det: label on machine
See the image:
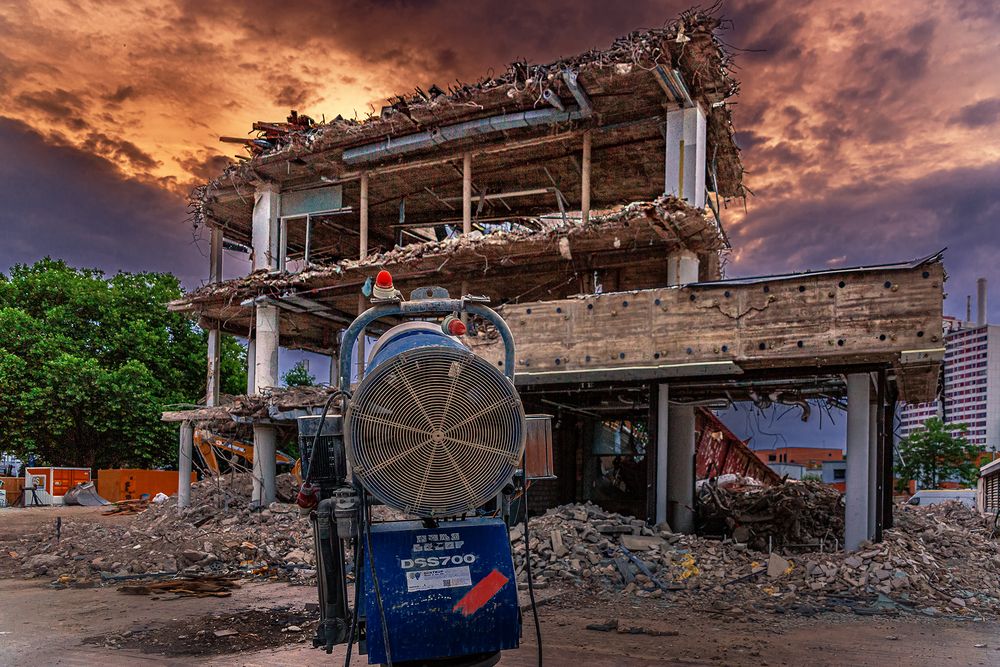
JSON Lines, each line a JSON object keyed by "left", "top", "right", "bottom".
{"left": 405, "top": 565, "right": 472, "bottom": 592}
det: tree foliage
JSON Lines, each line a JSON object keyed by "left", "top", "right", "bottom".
{"left": 282, "top": 360, "right": 316, "bottom": 387}
{"left": 895, "top": 417, "right": 981, "bottom": 489}
{"left": 0, "top": 259, "right": 245, "bottom": 469}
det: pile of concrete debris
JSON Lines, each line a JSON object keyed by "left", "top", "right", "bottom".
{"left": 514, "top": 494, "right": 1000, "bottom": 617}
{"left": 3, "top": 474, "right": 317, "bottom": 583}
{"left": 697, "top": 478, "right": 845, "bottom": 551}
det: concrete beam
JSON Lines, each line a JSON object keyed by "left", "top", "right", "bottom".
{"left": 177, "top": 421, "right": 193, "bottom": 510}
{"left": 845, "top": 373, "right": 871, "bottom": 551}
{"left": 667, "top": 403, "right": 695, "bottom": 533}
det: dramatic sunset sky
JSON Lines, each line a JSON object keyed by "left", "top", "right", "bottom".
{"left": 1, "top": 1, "right": 998, "bottom": 444}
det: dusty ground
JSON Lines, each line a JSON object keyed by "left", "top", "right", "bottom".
{"left": 3, "top": 507, "right": 1000, "bottom": 666}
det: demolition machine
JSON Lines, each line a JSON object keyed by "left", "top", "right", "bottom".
{"left": 296, "top": 271, "right": 549, "bottom": 666}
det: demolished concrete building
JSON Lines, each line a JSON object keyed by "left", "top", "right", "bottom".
{"left": 164, "top": 10, "right": 944, "bottom": 551}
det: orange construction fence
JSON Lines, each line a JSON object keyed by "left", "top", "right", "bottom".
{"left": 97, "top": 469, "right": 195, "bottom": 503}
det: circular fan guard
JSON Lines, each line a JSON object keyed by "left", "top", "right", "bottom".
{"left": 346, "top": 345, "right": 525, "bottom": 517}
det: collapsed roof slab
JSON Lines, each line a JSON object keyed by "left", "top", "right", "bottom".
{"left": 171, "top": 197, "right": 723, "bottom": 351}
{"left": 191, "top": 10, "right": 742, "bottom": 262}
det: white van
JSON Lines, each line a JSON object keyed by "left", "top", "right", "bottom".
{"left": 906, "top": 489, "right": 976, "bottom": 508}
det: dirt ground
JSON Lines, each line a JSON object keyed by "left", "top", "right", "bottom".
{"left": 3, "top": 507, "right": 1000, "bottom": 666}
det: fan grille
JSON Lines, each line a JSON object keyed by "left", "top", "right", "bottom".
{"left": 346, "top": 345, "right": 525, "bottom": 517}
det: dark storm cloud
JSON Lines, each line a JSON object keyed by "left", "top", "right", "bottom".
{"left": 102, "top": 85, "right": 137, "bottom": 104}
{"left": 0, "top": 117, "right": 205, "bottom": 287}
{"left": 952, "top": 98, "right": 1000, "bottom": 128}
{"left": 14, "top": 88, "right": 89, "bottom": 129}
{"left": 85, "top": 131, "right": 161, "bottom": 172}
{"left": 729, "top": 160, "right": 1000, "bottom": 322}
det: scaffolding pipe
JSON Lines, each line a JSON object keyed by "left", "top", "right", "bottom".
{"left": 342, "top": 70, "right": 592, "bottom": 164}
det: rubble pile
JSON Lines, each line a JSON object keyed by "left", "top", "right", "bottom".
{"left": 2, "top": 474, "right": 316, "bottom": 582}
{"left": 698, "top": 479, "right": 845, "bottom": 551}
{"left": 515, "top": 498, "right": 1000, "bottom": 617}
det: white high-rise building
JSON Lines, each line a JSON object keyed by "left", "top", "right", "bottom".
{"left": 899, "top": 316, "right": 1000, "bottom": 450}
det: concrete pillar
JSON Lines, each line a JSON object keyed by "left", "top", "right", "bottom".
{"left": 206, "top": 227, "right": 224, "bottom": 407}
{"left": 665, "top": 104, "right": 706, "bottom": 208}
{"left": 462, "top": 152, "right": 472, "bottom": 235}
{"left": 250, "top": 304, "right": 279, "bottom": 509}
{"left": 845, "top": 373, "right": 871, "bottom": 551}
{"left": 252, "top": 183, "right": 280, "bottom": 271}
{"left": 329, "top": 351, "right": 339, "bottom": 388}
{"left": 246, "top": 337, "right": 256, "bottom": 395}
{"left": 359, "top": 172, "right": 369, "bottom": 259}
{"left": 667, "top": 403, "right": 696, "bottom": 533}
{"left": 667, "top": 250, "right": 700, "bottom": 286}
{"left": 655, "top": 383, "right": 670, "bottom": 525}
{"left": 254, "top": 305, "right": 280, "bottom": 391}
{"left": 581, "top": 131, "right": 592, "bottom": 225}
{"left": 177, "top": 421, "right": 193, "bottom": 510}
{"left": 868, "top": 400, "right": 878, "bottom": 540}
{"left": 252, "top": 424, "right": 277, "bottom": 508}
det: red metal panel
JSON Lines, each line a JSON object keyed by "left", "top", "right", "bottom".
{"left": 695, "top": 409, "right": 781, "bottom": 486}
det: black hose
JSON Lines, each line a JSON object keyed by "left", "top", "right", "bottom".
{"left": 363, "top": 493, "right": 393, "bottom": 666}
{"left": 342, "top": 530, "right": 362, "bottom": 667}
{"left": 522, "top": 477, "right": 543, "bottom": 666}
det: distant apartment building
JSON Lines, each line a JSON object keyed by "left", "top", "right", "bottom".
{"left": 899, "top": 313, "right": 1000, "bottom": 451}
{"left": 754, "top": 446, "right": 844, "bottom": 471}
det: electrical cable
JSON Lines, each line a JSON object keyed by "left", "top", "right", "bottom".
{"left": 343, "top": 528, "right": 362, "bottom": 667}
{"left": 522, "top": 471, "right": 543, "bottom": 666}
{"left": 363, "top": 492, "right": 393, "bottom": 666}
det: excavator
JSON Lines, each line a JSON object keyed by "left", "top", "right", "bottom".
{"left": 193, "top": 429, "right": 301, "bottom": 482}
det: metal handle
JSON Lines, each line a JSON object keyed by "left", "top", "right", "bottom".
{"left": 338, "top": 298, "right": 516, "bottom": 388}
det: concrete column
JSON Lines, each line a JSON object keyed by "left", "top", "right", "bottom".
{"left": 329, "top": 351, "right": 339, "bottom": 388}
{"left": 254, "top": 305, "right": 280, "bottom": 391}
{"left": 667, "top": 250, "right": 700, "bottom": 286}
{"left": 868, "top": 400, "right": 878, "bottom": 540}
{"left": 846, "top": 373, "right": 872, "bottom": 551}
{"left": 251, "top": 304, "right": 279, "bottom": 509}
{"left": 665, "top": 104, "right": 706, "bottom": 208}
{"left": 462, "top": 152, "right": 472, "bottom": 235}
{"left": 206, "top": 328, "right": 222, "bottom": 407}
{"left": 359, "top": 172, "right": 369, "bottom": 259}
{"left": 655, "top": 383, "right": 670, "bottom": 525}
{"left": 246, "top": 337, "right": 256, "bottom": 395}
{"left": 667, "top": 403, "right": 696, "bottom": 533}
{"left": 581, "top": 131, "right": 592, "bottom": 225}
{"left": 177, "top": 421, "right": 193, "bottom": 510}
{"left": 206, "top": 228, "right": 224, "bottom": 407}
{"left": 252, "top": 424, "right": 277, "bottom": 508}
{"left": 252, "top": 184, "right": 280, "bottom": 271}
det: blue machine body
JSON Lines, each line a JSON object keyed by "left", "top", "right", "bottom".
{"left": 366, "top": 322, "right": 466, "bottom": 372}
{"left": 360, "top": 517, "right": 520, "bottom": 664}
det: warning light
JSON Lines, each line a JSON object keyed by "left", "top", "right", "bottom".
{"left": 443, "top": 315, "right": 467, "bottom": 336}
{"left": 373, "top": 270, "right": 396, "bottom": 299}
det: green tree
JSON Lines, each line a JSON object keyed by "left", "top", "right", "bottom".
{"left": 282, "top": 360, "right": 316, "bottom": 387}
{"left": 895, "top": 417, "right": 981, "bottom": 489}
{"left": 0, "top": 258, "right": 246, "bottom": 468}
